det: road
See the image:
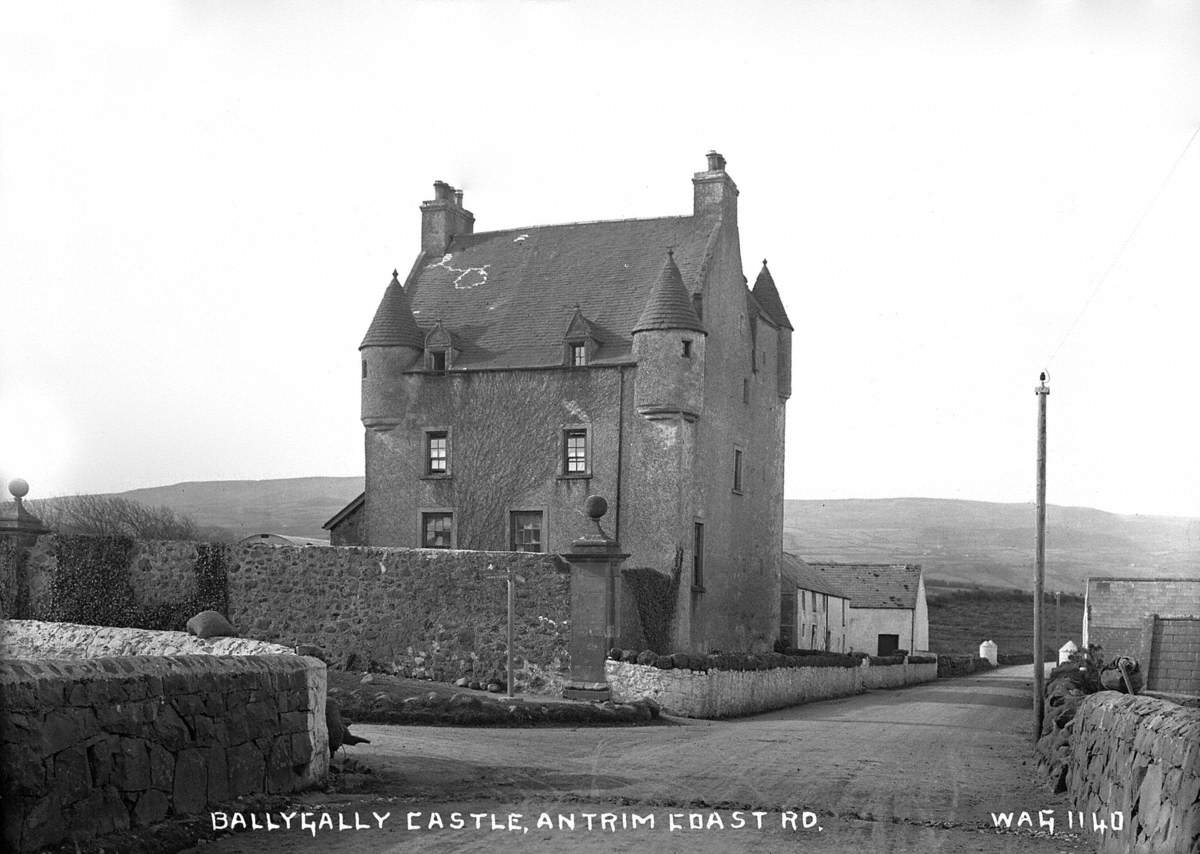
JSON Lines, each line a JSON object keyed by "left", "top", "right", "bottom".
{"left": 185, "top": 665, "right": 1098, "bottom": 853}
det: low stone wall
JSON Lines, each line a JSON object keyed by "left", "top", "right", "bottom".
{"left": 0, "top": 654, "right": 328, "bottom": 852}
{"left": 1066, "top": 691, "right": 1200, "bottom": 853}
{"left": 862, "top": 660, "right": 938, "bottom": 690}
{"left": 606, "top": 659, "right": 936, "bottom": 718}
{"left": 0, "top": 619, "right": 294, "bottom": 659}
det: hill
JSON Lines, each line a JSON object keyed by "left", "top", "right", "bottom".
{"left": 784, "top": 497, "right": 1199, "bottom": 595}
{"left": 116, "top": 476, "right": 363, "bottom": 540}
{"left": 101, "top": 481, "right": 1199, "bottom": 593}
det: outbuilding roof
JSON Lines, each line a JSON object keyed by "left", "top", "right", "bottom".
{"left": 782, "top": 553, "right": 850, "bottom": 599}
{"left": 395, "top": 215, "right": 720, "bottom": 369}
{"left": 804, "top": 562, "right": 924, "bottom": 610}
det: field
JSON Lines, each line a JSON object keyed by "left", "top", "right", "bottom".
{"left": 925, "top": 584, "right": 1085, "bottom": 657}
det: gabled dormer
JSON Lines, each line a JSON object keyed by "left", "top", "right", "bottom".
{"left": 562, "top": 306, "right": 599, "bottom": 367}
{"left": 423, "top": 321, "right": 456, "bottom": 372}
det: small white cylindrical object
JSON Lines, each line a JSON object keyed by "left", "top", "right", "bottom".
{"left": 979, "top": 640, "right": 998, "bottom": 666}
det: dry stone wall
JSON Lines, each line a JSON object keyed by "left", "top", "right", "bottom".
{"left": 605, "top": 659, "right": 936, "bottom": 718}
{"left": 1066, "top": 691, "right": 1199, "bottom": 854}
{"left": 0, "top": 654, "right": 328, "bottom": 853}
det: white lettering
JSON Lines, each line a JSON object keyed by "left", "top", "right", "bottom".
{"left": 1038, "top": 809, "right": 1055, "bottom": 835}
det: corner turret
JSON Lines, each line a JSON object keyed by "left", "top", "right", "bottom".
{"left": 752, "top": 260, "right": 792, "bottom": 399}
{"left": 632, "top": 252, "right": 706, "bottom": 420}
{"left": 360, "top": 270, "right": 423, "bottom": 429}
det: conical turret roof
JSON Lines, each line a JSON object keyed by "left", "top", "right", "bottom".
{"left": 360, "top": 270, "right": 425, "bottom": 349}
{"left": 751, "top": 260, "right": 792, "bottom": 330}
{"left": 633, "top": 251, "right": 706, "bottom": 334}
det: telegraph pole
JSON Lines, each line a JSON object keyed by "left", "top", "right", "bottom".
{"left": 1033, "top": 372, "right": 1049, "bottom": 742}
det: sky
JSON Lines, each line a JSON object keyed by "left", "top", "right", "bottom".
{"left": 2, "top": 1, "right": 1198, "bottom": 519}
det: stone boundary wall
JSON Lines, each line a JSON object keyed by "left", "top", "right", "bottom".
{"left": 0, "top": 654, "right": 328, "bottom": 853}
{"left": 606, "top": 659, "right": 937, "bottom": 718}
{"left": 2, "top": 536, "right": 571, "bottom": 694}
{"left": 861, "top": 660, "right": 939, "bottom": 690}
{"left": 1066, "top": 691, "right": 1199, "bottom": 854}
{"left": 0, "top": 619, "right": 294, "bottom": 659}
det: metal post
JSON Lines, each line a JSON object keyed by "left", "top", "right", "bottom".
{"left": 1033, "top": 373, "right": 1049, "bottom": 743}
{"left": 1055, "top": 590, "right": 1061, "bottom": 653}
{"left": 506, "top": 568, "right": 515, "bottom": 699}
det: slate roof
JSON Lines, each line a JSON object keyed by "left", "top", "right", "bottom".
{"left": 805, "top": 562, "right": 924, "bottom": 610}
{"left": 782, "top": 553, "right": 850, "bottom": 599}
{"left": 394, "top": 215, "right": 721, "bottom": 369}
{"left": 751, "top": 261, "right": 793, "bottom": 330}
{"left": 633, "top": 252, "right": 706, "bottom": 334}
{"left": 360, "top": 272, "right": 424, "bottom": 349}
{"left": 322, "top": 492, "right": 364, "bottom": 530}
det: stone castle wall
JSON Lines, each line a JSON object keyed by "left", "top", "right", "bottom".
{"left": 0, "top": 654, "right": 328, "bottom": 852}
{"left": 1066, "top": 691, "right": 1199, "bottom": 853}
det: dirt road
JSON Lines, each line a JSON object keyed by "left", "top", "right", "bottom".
{"left": 184, "top": 665, "right": 1100, "bottom": 853}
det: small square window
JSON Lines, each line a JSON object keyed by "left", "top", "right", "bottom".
{"left": 422, "top": 512, "right": 453, "bottom": 549}
{"left": 563, "top": 428, "right": 588, "bottom": 474}
{"left": 426, "top": 431, "right": 448, "bottom": 474}
{"left": 682, "top": 339, "right": 692, "bottom": 358}
{"left": 570, "top": 343, "right": 587, "bottom": 367}
{"left": 510, "top": 511, "right": 543, "bottom": 553}
{"left": 733, "top": 448, "right": 743, "bottom": 492}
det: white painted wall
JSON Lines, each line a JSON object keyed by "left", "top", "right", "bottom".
{"left": 796, "top": 589, "right": 849, "bottom": 652}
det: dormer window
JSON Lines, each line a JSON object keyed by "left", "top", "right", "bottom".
{"left": 424, "top": 321, "right": 454, "bottom": 373}
{"left": 562, "top": 306, "right": 598, "bottom": 368}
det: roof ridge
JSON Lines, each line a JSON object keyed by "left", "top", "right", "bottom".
{"left": 462, "top": 213, "right": 693, "bottom": 239}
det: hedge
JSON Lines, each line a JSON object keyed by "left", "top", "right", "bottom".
{"left": 608, "top": 648, "right": 864, "bottom": 671}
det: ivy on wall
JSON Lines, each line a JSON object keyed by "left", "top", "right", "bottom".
{"left": 622, "top": 550, "right": 683, "bottom": 653}
{"left": 44, "top": 536, "right": 232, "bottom": 631}
{"left": 0, "top": 538, "right": 32, "bottom": 619}
{"left": 47, "top": 535, "right": 138, "bottom": 627}
{"left": 193, "top": 543, "right": 229, "bottom": 615}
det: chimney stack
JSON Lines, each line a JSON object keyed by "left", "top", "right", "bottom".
{"left": 693, "top": 151, "right": 737, "bottom": 222}
{"left": 421, "top": 181, "right": 475, "bottom": 255}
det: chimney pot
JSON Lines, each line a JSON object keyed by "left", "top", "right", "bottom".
{"left": 454, "top": 189, "right": 464, "bottom": 208}
{"left": 433, "top": 181, "right": 454, "bottom": 201}
{"left": 706, "top": 151, "right": 726, "bottom": 172}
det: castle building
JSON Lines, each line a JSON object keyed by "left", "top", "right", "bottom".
{"left": 326, "top": 152, "right": 792, "bottom": 654}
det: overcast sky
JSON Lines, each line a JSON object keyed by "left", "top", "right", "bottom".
{"left": 2, "top": 1, "right": 1198, "bottom": 519}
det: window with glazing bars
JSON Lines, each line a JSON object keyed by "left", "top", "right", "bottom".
{"left": 563, "top": 429, "right": 587, "bottom": 474}
{"left": 510, "top": 511, "right": 543, "bottom": 552}
{"left": 427, "top": 431, "right": 448, "bottom": 474}
{"left": 422, "top": 513, "right": 452, "bottom": 549}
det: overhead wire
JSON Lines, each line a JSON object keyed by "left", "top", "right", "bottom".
{"left": 1047, "top": 122, "right": 1200, "bottom": 364}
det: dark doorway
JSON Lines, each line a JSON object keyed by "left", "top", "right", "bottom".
{"left": 877, "top": 634, "right": 900, "bottom": 656}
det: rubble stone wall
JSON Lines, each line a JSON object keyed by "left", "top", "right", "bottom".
{"left": 1066, "top": 691, "right": 1200, "bottom": 854}
{"left": 606, "top": 659, "right": 935, "bottom": 718}
{"left": 0, "top": 619, "right": 294, "bottom": 659}
{"left": 2, "top": 535, "right": 571, "bottom": 694}
{"left": 0, "top": 654, "right": 328, "bottom": 853}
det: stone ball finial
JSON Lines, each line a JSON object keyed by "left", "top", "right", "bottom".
{"left": 584, "top": 495, "right": 608, "bottom": 520}
{"left": 8, "top": 478, "right": 29, "bottom": 500}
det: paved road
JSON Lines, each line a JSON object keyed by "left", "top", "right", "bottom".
{"left": 186, "top": 665, "right": 1100, "bottom": 853}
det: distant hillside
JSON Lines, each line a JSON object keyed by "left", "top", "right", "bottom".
{"left": 116, "top": 477, "right": 363, "bottom": 540}
{"left": 785, "top": 497, "right": 1200, "bottom": 595}
{"left": 104, "top": 481, "right": 1198, "bottom": 592}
